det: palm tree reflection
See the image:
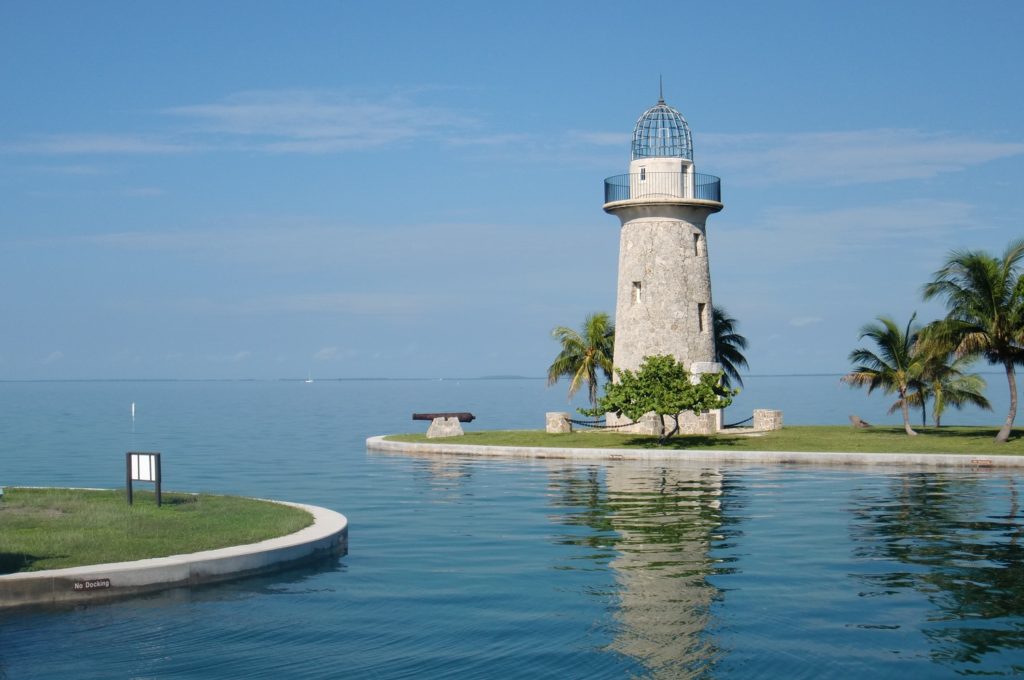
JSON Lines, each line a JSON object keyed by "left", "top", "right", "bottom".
{"left": 850, "top": 472, "right": 1024, "bottom": 671}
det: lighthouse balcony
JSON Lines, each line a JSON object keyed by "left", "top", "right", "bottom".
{"left": 603, "top": 172, "right": 721, "bottom": 205}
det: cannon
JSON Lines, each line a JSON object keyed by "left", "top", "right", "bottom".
{"left": 412, "top": 412, "right": 476, "bottom": 423}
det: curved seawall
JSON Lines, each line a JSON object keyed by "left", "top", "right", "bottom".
{"left": 0, "top": 500, "right": 348, "bottom": 609}
{"left": 366, "top": 435, "right": 1024, "bottom": 468}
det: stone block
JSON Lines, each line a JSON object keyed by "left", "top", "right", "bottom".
{"left": 604, "top": 412, "right": 663, "bottom": 435}
{"left": 689, "top": 361, "right": 722, "bottom": 375}
{"left": 426, "top": 417, "right": 464, "bottom": 438}
{"left": 753, "top": 409, "right": 783, "bottom": 431}
{"left": 677, "top": 410, "right": 719, "bottom": 435}
{"left": 635, "top": 413, "right": 664, "bottom": 436}
{"left": 545, "top": 412, "right": 572, "bottom": 433}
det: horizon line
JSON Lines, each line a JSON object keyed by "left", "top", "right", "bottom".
{"left": 0, "top": 372, "right": 861, "bottom": 383}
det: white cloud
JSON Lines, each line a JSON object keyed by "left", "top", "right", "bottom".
{"left": 443, "top": 132, "right": 534, "bottom": 148}
{"left": 32, "top": 164, "right": 107, "bottom": 175}
{"left": 313, "top": 346, "right": 358, "bottom": 361}
{"left": 4, "top": 89, "right": 479, "bottom": 157}
{"left": 167, "top": 89, "right": 478, "bottom": 152}
{"left": 565, "top": 130, "right": 628, "bottom": 146}
{"left": 208, "top": 351, "right": 252, "bottom": 363}
{"left": 164, "top": 291, "right": 429, "bottom": 317}
{"left": 313, "top": 346, "right": 340, "bottom": 360}
{"left": 702, "top": 129, "right": 1024, "bottom": 185}
{"left": 789, "top": 316, "right": 823, "bottom": 327}
{"left": 42, "top": 351, "right": 64, "bottom": 364}
{"left": 70, "top": 219, "right": 587, "bottom": 278}
{"left": 713, "top": 199, "right": 981, "bottom": 266}
{"left": 251, "top": 292, "right": 425, "bottom": 315}
{"left": 6, "top": 134, "right": 190, "bottom": 155}
{"left": 121, "top": 187, "right": 165, "bottom": 197}
{"left": 451, "top": 125, "right": 1024, "bottom": 181}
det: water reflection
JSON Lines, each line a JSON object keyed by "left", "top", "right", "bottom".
{"left": 413, "top": 456, "right": 475, "bottom": 499}
{"left": 0, "top": 555, "right": 347, "bottom": 677}
{"left": 850, "top": 472, "right": 1024, "bottom": 674}
{"left": 1, "top": 553, "right": 346, "bottom": 618}
{"left": 549, "top": 463, "right": 741, "bottom": 678}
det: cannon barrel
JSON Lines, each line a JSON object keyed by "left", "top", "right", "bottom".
{"left": 412, "top": 412, "right": 476, "bottom": 423}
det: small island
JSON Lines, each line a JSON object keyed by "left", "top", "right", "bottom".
{"left": 0, "top": 488, "right": 348, "bottom": 608}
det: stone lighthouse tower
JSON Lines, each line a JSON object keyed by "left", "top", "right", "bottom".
{"left": 603, "top": 93, "right": 723, "bottom": 429}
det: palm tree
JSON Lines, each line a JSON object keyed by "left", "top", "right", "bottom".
{"left": 843, "top": 314, "right": 925, "bottom": 436}
{"left": 922, "top": 239, "right": 1024, "bottom": 442}
{"left": 895, "top": 350, "right": 991, "bottom": 427}
{"left": 547, "top": 312, "right": 615, "bottom": 408}
{"left": 713, "top": 306, "right": 749, "bottom": 389}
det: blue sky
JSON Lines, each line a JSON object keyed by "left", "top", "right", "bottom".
{"left": 2, "top": 1, "right": 1023, "bottom": 380}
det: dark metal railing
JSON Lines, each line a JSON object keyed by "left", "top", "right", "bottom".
{"left": 603, "top": 172, "right": 722, "bottom": 203}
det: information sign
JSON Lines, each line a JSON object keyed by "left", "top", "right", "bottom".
{"left": 126, "top": 452, "right": 162, "bottom": 506}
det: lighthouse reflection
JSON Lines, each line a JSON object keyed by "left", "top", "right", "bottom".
{"left": 549, "top": 463, "right": 741, "bottom": 677}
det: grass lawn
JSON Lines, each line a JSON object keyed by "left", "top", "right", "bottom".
{"left": 387, "top": 425, "right": 1024, "bottom": 455}
{"left": 0, "top": 488, "right": 313, "bottom": 574}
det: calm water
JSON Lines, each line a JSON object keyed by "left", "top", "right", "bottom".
{"left": 1, "top": 378, "right": 1023, "bottom": 678}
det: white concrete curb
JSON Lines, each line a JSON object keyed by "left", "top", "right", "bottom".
{"left": 366, "top": 435, "right": 1024, "bottom": 468}
{"left": 0, "top": 499, "right": 348, "bottom": 609}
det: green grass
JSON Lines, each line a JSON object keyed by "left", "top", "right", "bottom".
{"left": 0, "top": 488, "right": 313, "bottom": 574}
{"left": 388, "top": 425, "right": 1024, "bottom": 455}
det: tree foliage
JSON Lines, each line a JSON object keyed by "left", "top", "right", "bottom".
{"left": 583, "top": 354, "right": 735, "bottom": 443}
{"left": 547, "top": 312, "right": 615, "bottom": 407}
{"left": 901, "top": 326, "right": 991, "bottom": 427}
{"left": 922, "top": 239, "right": 1024, "bottom": 442}
{"left": 713, "top": 305, "right": 749, "bottom": 389}
{"left": 843, "top": 314, "right": 925, "bottom": 436}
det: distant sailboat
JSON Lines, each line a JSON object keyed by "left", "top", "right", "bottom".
{"left": 305, "top": 371, "right": 314, "bottom": 384}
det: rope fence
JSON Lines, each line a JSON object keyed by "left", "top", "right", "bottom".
{"left": 565, "top": 414, "right": 757, "bottom": 430}
{"left": 565, "top": 417, "right": 638, "bottom": 430}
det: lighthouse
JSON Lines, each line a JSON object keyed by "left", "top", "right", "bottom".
{"left": 603, "top": 92, "right": 724, "bottom": 432}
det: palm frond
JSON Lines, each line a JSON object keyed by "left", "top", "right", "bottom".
{"left": 547, "top": 312, "right": 615, "bottom": 406}
{"left": 713, "top": 305, "right": 749, "bottom": 388}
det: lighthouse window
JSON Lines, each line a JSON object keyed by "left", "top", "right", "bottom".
{"left": 693, "top": 233, "right": 700, "bottom": 255}
{"left": 697, "top": 302, "right": 706, "bottom": 332}
{"left": 632, "top": 281, "right": 642, "bottom": 304}
{"left": 639, "top": 167, "right": 646, "bottom": 181}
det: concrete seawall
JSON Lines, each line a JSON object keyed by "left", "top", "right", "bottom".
{"left": 0, "top": 500, "right": 348, "bottom": 609}
{"left": 366, "top": 435, "right": 1024, "bottom": 468}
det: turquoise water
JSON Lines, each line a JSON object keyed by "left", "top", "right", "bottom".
{"left": 1, "top": 379, "right": 1023, "bottom": 678}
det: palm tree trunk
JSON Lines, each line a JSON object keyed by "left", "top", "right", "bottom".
{"left": 900, "top": 389, "right": 918, "bottom": 436}
{"left": 996, "top": 361, "right": 1017, "bottom": 443}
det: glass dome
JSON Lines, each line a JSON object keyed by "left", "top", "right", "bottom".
{"left": 631, "top": 98, "right": 693, "bottom": 161}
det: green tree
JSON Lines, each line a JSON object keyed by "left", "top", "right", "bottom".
{"left": 584, "top": 354, "right": 734, "bottom": 443}
{"left": 922, "top": 240, "right": 1024, "bottom": 442}
{"left": 713, "top": 305, "right": 749, "bottom": 389}
{"left": 901, "top": 328, "right": 992, "bottom": 427}
{"left": 547, "top": 312, "right": 615, "bottom": 408}
{"left": 843, "top": 314, "right": 926, "bottom": 436}
{"left": 893, "top": 354, "right": 991, "bottom": 428}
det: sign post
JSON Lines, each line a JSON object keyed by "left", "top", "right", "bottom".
{"left": 126, "top": 452, "right": 162, "bottom": 506}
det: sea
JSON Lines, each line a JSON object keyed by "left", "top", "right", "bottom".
{"left": 1, "top": 375, "right": 1023, "bottom": 678}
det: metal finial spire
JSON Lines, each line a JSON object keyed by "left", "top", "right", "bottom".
{"left": 658, "top": 75, "right": 664, "bottom": 103}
